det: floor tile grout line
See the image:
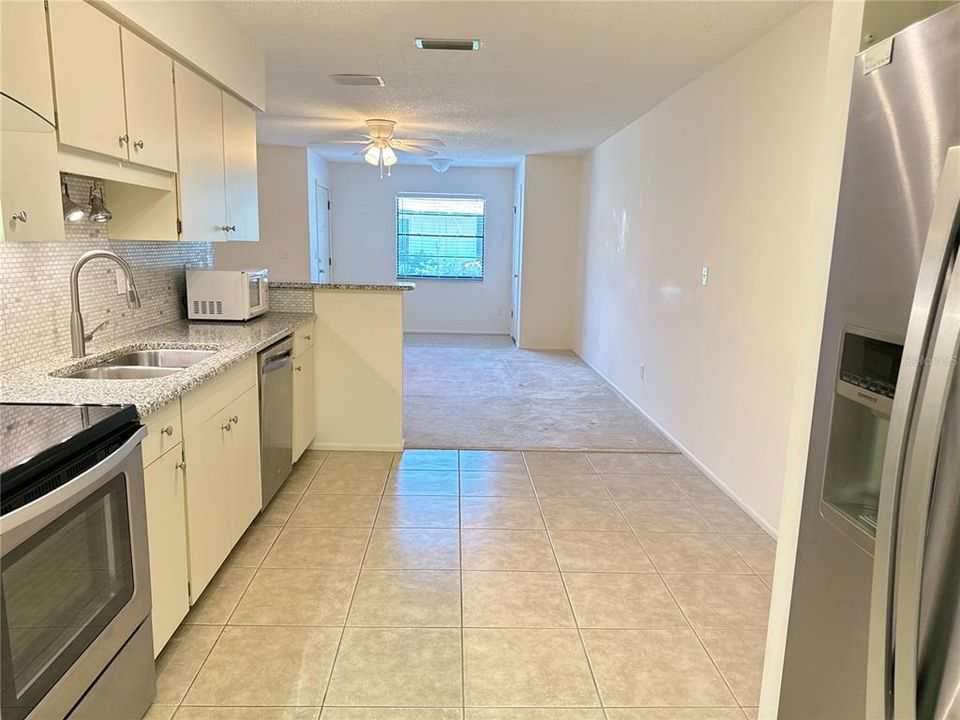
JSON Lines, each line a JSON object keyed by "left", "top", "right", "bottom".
{"left": 316, "top": 462, "right": 390, "bottom": 710}
{"left": 523, "top": 450, "right": 608, "bottom": 713}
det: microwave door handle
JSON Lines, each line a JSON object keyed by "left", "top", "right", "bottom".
{"left": 867, "top": 146, "right": 960, "bottom": 718}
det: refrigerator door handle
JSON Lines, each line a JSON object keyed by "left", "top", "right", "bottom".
{"left": 867, "top": 145, "right": 960, "bottom": 719}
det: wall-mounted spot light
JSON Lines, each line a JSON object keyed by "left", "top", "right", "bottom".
{"left": 429, "top": 158, "right": 452, "bottom": 173}
{"left": 88, "top": 182, "right": 112, "bottom": 223}
{"left": 62, "top": 181, "right": 86, "bottom": 222}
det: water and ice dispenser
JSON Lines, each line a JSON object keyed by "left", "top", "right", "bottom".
{"left": 820, "top": 328, "right": 904, "bottom": 552}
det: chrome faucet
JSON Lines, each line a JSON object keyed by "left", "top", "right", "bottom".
{"left": 69, "top": 250, "right": 142, "bottom": 358}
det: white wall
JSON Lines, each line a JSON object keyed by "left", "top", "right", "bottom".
{"left": 328, "top": 163, "right": 515, "bottom": 334}
{"left": 518, "top": 155, "right": 582, "bottom": 350}
{"left": 574, "top": 2, "right": 837, "bottom": 532}
{"left": 215, "top": 145, "right": 325, "bottom": 282}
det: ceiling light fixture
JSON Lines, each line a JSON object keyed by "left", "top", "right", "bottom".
{"left": 87, "top": 182, "right": 112, "bottom": 223}
{"left": 62, "top": 181, "right": 86, "bottom": 222}
{"left": 414, "top": 38, "right": 480, "bottom": 51}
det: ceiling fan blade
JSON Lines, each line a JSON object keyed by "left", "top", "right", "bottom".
{"left": 395, "top": 137, "right": 444, "bottom": 147}
{"left": 353, "top": 142, "right": 374, "bottom": 156}
{"left": 393, "top": 143, "right": 438, "bottom": 157}
{"left": 327, "top": 137, "right": 374, "bottom": 145}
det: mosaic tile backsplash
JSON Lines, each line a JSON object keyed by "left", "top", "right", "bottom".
{"left": 1, "top": 174, "right": 215, "bottom": 369}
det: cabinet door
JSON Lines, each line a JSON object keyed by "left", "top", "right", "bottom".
{"left": 293, "top": 346, "right": 316, "bottom": 461}
{"left": 225, "top": 385, "right": 262, "bottom": 546}
{"left": 222, "top": 92, "right": 259, "bottom": 242}
{"left": 174, "top": 63, "right": 226, "bottom": 242}
{"left": 183, "top": 410, "right": 231, "bottom": 601}
{"left": 1, "top": 131, "right": 65, "bottom": 242}
{"left": 47, "top": 1, "right": 126, "bottom": 159}
{"left": 143, "top": 446, "right": 190, "bottom": 656}
{"left": 121, "top": 29, "right": 177, "bottom": 172}
{"left": 1, "top": 0, "right": 55, "bottom": 126}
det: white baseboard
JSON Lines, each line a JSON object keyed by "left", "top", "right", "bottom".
{"left": 403, "top": 330, "right": 513, "bottom": 336}
{"left": 309, "top": 440, "right": 404, "bottom": 452}
{"left": 576, "top": 353, "right": 779, "bottom": 539}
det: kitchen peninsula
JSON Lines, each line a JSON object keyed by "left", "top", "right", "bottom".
{"left": 272, "top": 281, "right": 414, "bottom": 451}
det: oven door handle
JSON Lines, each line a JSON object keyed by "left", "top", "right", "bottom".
{"left": 0, "top": 425, "right": 148, "bottom": 541}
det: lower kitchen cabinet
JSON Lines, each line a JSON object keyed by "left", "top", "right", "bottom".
{"left": 292, "top": 345, "right": 316, "bottom": 461}
{"left": 181, "top": 357, "right": 261, "bottom": 601}
{"left": 225, "top": 384, "right": 262, "bottom": 546}
{"left": 143, "top": 443, "right": 189, "bottom": 656}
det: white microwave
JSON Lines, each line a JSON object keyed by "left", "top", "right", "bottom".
{"left": 186, "top": 268, "right": 269, "bottom": 321}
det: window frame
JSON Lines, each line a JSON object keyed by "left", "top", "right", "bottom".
{"left": 395, "top": 192, "right": 486, "bottom": 282}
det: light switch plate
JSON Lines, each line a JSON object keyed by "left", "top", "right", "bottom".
{"left": 701, "top": 265, "right": 709, "bottom": 286}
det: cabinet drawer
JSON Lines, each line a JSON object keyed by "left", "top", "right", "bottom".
{"left": 293, "top": 323, "right": 315, "bottom": 356}
{"left": 142, "top": 400, "right": 182, "bottom": 467}
{"left": 182, "top": 356, "right": 257, "bottom": 431}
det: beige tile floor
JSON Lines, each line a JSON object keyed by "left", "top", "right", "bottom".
{"left": 147, "top": 449, "right": 773, "bottom": 720}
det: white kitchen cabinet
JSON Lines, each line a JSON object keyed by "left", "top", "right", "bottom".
{"left": 143, "top": 443, "right": 190, "bottom": 656}
{"left": 1, "top": 131, "right": 65, "bottom": 242}
{"left": 1, "top": 0, "right": 55, "bottom": 126}
{"left": 222, "top": 93, "right": 260, "bottom": 242}
{"left": 121, "top": 29, "right": 177, "bottom": 172}
{"left": 181, "top": 357, "right": 260, "bottom": 601}
{"left": 225, "top": 385, "right": 262, "bottom": 546}
{"left": 174, "top": 63, "right": 227, "bottom": 243}
{"left": 293, "top": 346, "right": 316, "bottom": 461}
{"left": 47, "top": 1, "right": 127, "bottom": 159}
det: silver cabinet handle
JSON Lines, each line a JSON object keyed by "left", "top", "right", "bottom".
{"left": 161, "top": 425, "right": 174, "bottom": 436}
{"left": 119, "top": 134, "right": 129, "bottom": 146}
{"left": 225, "top": 225, "right": 237, "bottom": 232}
{"left": 222, "top": 421, "right": 232, "bottom": 431}
{"left": 230, "top": 415, "right": 239, "bottom": 424}
{"left": 304, "top": 335, "right": 312, "bottom": 341}
{"left": 10, "top": 210, "right": 27, "bottom": 223}
{"left": 175, "top": 461, "right": 187, "bottom": 471}
{"left": 133, "top": 139, "right": 144, "bottom": 150}
{"left": 295, "top": 364, "right": 302, "bottom": 372}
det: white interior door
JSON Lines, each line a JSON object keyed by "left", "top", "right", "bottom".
{"left": 314, "top": 183, "right": 331, "bottom": 283}
{"left": 511, "top": 183, "right": 524, "bottom": 341}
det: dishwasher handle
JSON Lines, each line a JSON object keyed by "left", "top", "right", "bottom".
{"left": 262, "top": 353, "right": 292, "bottom": 374}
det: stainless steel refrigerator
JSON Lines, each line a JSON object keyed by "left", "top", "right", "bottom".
{"left": 779, "top": 5, "right": 959, "bottom": 718}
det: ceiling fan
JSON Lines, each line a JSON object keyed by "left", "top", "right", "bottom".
{"left": 332, "top": 119, "right": 445, "bottom": 177}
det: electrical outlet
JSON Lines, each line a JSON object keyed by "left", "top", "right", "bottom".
{"left": 700, "top": 265, "right": 709, "bottom": 286}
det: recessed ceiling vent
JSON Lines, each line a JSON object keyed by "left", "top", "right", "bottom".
{"left": 330, "top": 74, "right": 385, "bottom": 87}
{"left": 414, "top": 38, "right": 480, "bottom": 51}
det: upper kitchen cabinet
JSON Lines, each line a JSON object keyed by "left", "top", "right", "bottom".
{"left": 0, "top": 0, "right": 63, "bottom": 242}
{"left": 120, "top": 29, "right": 177, "bottom": 172}
{"left": 222, "top": 93, "right": 260, "bottom": 242}
{"left": 47, "top": 2, "right": 176, "bottom": 172}
{"left": 1, "top": 0, "right": 55, "bottom": 128}
{"left": 47, "top": 1, "right": 127, "bottom": 159}
{"left": 176, "top": 63, "right": 259, "bottom": 242}
{"left": 175, "top": 63, "right": 226, "bottom": 242}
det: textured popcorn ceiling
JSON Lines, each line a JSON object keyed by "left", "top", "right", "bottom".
{"left": 218, "top": 0, "right": 806, "bottom": 165}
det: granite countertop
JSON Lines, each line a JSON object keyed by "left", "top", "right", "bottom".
{"left": 272, "top": 281, "right": 415, "bottom": 292}
{"left": 0, "top": 312, "right": 315, "bottom": 417}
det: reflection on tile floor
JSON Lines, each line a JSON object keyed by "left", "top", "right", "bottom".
{"left": 149, "top": 449, "right": 772, "bottom": 719}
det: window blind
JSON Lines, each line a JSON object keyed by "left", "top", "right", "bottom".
{"left": 396, "top": 194, "right": 485, "bottom": 280}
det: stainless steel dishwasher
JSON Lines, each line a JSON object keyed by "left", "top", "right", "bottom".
{"left": 258, "top": 336, "right": 293, "bottom": 508}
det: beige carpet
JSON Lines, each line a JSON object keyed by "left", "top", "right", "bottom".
{"left": 403, "top": 334, "right": 678, "bottom": 451}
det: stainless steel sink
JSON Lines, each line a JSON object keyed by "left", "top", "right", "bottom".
{"left": 55, "top": 348, "right": 217, "bottom": 380}
{"left": 62, "top": 366, "right": 182, "bottom": 380}
{"left": 104, "top": 349, "right": 216, "bottom": 368}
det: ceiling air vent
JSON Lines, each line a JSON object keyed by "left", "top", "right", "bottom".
{"left": 414, "top": 38, "right": 480, "bottom": 51}
{"left": 330, "top": 74, "right": 385, "bottom": 87}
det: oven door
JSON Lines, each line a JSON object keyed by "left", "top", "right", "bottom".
{"left": 0, "top": 427, "right": 151, "bottom": 720}
{"left": 245, "top": 269, "right": 269, "bottom": 317}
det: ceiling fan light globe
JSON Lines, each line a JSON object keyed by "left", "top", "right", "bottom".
{"left": 364, "top": 145, "right": 381, "bottom": 166}
{"left": 382, "top": 145, "right": 398, "bottom": 166}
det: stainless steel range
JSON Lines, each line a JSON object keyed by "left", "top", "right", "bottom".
{"left": 0, "top": 403, "right": 155, "bottom": 720}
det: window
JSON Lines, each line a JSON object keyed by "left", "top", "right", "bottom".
{"left": 396, "top": 194, "right": 485, "bottom": 280}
